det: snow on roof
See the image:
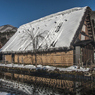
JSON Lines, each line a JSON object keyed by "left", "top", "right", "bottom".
{"left": 1, "top": 6, "right": 88, "bottom": 52}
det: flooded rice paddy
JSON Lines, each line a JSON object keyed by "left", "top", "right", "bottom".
{"left": 0, "top": 71, "right": 95, "bottom": 95}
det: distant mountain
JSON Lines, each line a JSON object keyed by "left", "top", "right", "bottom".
{"left": 0, "top": 24, "right": 17, "bottom": 33}
{"left": 0, "top": 25, "right": 17, "bottom": 48}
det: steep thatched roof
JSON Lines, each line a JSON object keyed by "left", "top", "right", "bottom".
{"left": 0, "top": 7, "right": 92, "bottom": 53}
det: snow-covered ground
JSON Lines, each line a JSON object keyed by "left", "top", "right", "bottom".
{"left": 0, "top": 63, "right": 89, "bottom": 72}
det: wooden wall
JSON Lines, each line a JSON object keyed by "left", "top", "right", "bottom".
{"left": 5, "top": 55, "right": 12, "bottom": 63}
{"left": 5, "top": 50, "right": 73, "bottom": 66}
{"left": 82, "top": 44, "right": 94, "bottom": 64}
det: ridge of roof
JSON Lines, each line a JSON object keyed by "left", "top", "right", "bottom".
{"left": 20, "top": 6, "right": 88, "bottom": 28}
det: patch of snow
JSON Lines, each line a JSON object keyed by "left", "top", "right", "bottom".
{"left": 0, "top": 63, "right": 89, "bottom": 72}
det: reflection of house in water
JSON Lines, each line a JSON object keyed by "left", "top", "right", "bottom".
{"left": 94, "top": 52, "right": 95, "bottom": 62}
{"left": 0, "top": 78, "right": 75, "bottom": 95}
{"left": 0, "top": 79, "right": 34, "bottom": 95}
{"left": 0, "top": 76, "right": 95, "bottom": 95}
{"left": 0, "top": 6, "right": 95, "bottom": 66}
{"left": 0, "top": 71, "right": 95, "bottom": 95}
{"left": 74, "top": 81, "right": 82, "bottom": 95}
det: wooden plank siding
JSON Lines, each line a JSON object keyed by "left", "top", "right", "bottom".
{"left": 5, "top": 50, "right": 73, "bottom": 66}
{"left": 82, "top": 44, "right": 94, "bottom": 64}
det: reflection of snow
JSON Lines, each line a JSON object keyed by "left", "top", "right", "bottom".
{"left": 0, "top": 92, "right": 8, "bottom": 95}
{"left": 0, "top": 63, "right": 89, "bottom": 72}
{"left": 0, "top": 79, "right": 34, "bottom": 95}
{"left": 0, "top": 79, "right": 63, "bottom": 95}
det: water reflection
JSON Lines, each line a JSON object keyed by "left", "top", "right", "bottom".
{"left": 0, "top": 78, "right": 65, "bottom": 95}
{"left": 0, "top": 73, "right": 95, "bottom": 95}
{"left": 0, "top": 92, "right": 9, "bottom": 95}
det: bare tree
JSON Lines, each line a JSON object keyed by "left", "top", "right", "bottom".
{"left": 20, "top": 25, "right": 48, "bottom": 67}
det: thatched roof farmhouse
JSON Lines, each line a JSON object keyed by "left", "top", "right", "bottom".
{"left": 0, "top": 6, "right": 94, "bottom": 66}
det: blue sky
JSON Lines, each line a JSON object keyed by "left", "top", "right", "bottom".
{"left": 0, "top": 0, "right": 95, "bottom": 28}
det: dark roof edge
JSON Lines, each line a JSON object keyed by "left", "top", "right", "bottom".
{"left": 70, "top": 6, "right": 92, "bottom": 47}
{"left": 0, "top": 46, "right": 73, "bottom": 55}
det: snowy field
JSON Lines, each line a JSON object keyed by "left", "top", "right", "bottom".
{"left": 0, "top": 63, "right": 89, "bottom": 72}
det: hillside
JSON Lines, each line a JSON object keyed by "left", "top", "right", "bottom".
{"left": 0, "top": 25, "right": 17, "bottom": 48}
{"left": 0, "top": 24, "right": 17, "bottom": 33}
